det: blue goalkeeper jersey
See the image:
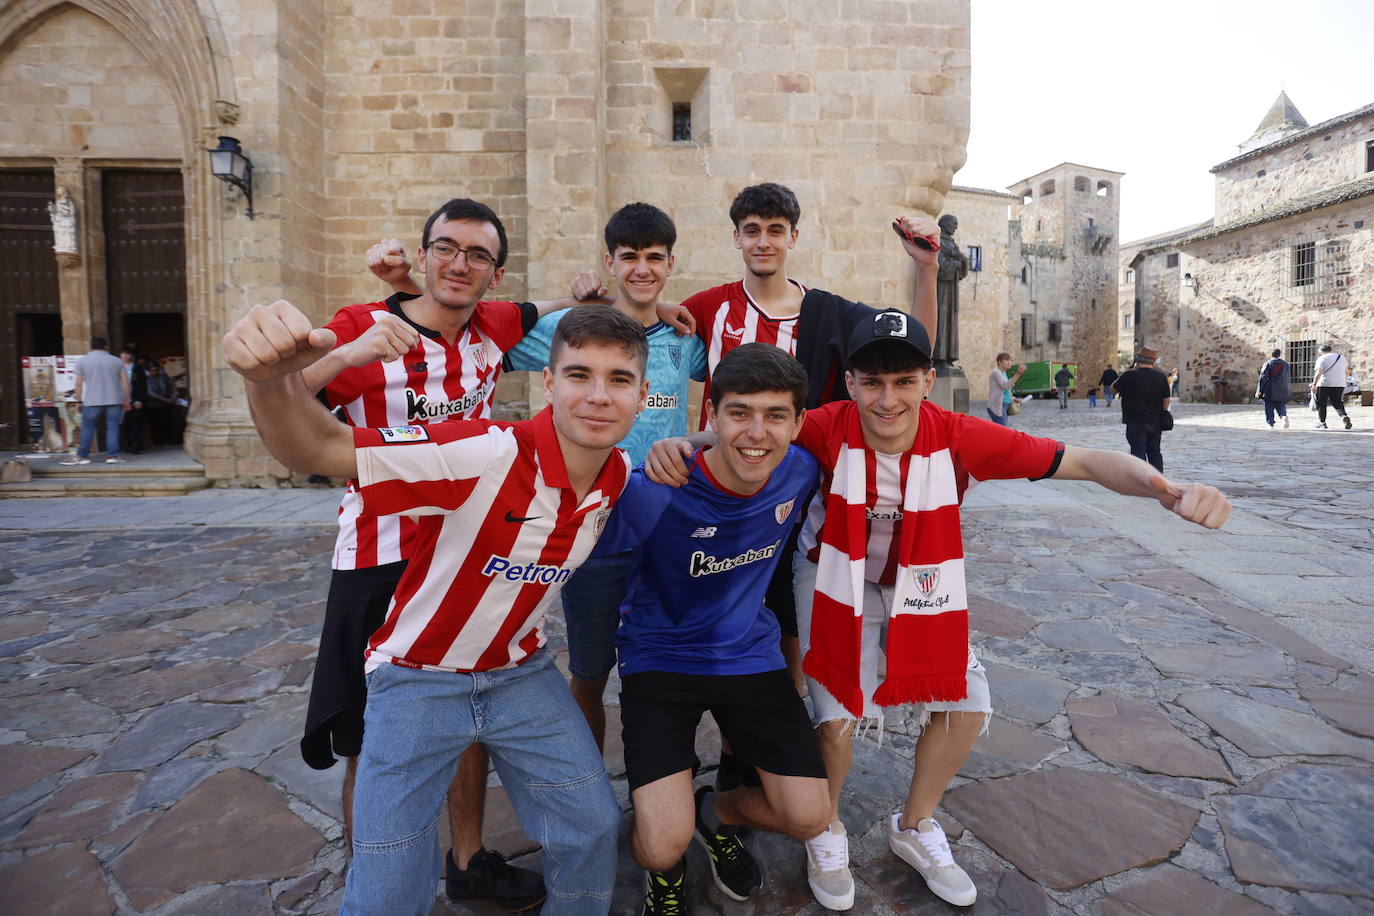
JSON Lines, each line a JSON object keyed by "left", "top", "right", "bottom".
{"left": 503, "top": 309, "right": 707, "bottom": 465}
{"left": 594, "top": 446, "right": 819, "bottom": 676}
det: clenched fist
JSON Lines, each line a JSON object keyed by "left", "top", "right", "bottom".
{"left": 224, "top": 300, "right": 337, "bottom": 383}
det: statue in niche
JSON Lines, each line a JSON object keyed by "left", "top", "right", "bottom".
{"left": 934, "top": 213, "right": 968, "bottom": 364}
{"left": 48, "top": 187, "right": 78, "bottom": 255}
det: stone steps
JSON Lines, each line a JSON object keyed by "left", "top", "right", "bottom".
{"left": 0, "top": 449, "right": 209, "bottom": 498}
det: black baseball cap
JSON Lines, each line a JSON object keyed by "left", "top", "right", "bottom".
{"left": 847, "top": 309, "right": 932, "bottom": 361}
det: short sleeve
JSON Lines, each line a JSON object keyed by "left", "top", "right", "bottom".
{"left": 502, "top": 310, "right": 562, "bottom": 372}
{"left": 947, "top": 412, "right": 1062, "bottom": 482}
{"left": 794, "top": 401, "right": 846, "bottom": 461}
{"left": 591, "top": 468, "right": 674, "bottom": 556}
{"left": 681, "top": 289, "right": 716, "bottom": 346}
{"left": 474, "top": 300, "right": 531, "bottom": 352}
{"left": 353, "top": 421, "right": 495, "bottom": 516}
{"left": 686, "top": 334, "right": 708, "bottom": 382}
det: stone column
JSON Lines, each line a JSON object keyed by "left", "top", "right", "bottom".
{"left": 53, "top": 158, "right": 91, "bottom": 355}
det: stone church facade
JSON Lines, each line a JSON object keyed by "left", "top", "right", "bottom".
{"left": 1121, "top": 94, "right": 1374, "bottom": 402}
{"left": 0, "top": 0, "right": 971, "bottom": 482}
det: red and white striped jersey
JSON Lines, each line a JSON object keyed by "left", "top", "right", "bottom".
{"left": 795, "top": 401, "right": 1062, "bottom": 586}
{"left": 681, "top": 279, "right": 808, "bottom": 429}
{"left": 353, "top": 408, "right": 631, "bottom": 673}
{"left": 323, "top": 294, "right": 533, "bottom": 570}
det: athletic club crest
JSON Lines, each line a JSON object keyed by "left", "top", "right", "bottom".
{"left": 774, "top": 498, "right": 796, "bottom": 525}
{"left": 668, "top": 345, "right": 682, "bottom": 370}
{"left": 911, "top": 565, "right": 941, "bottom": 598}
{"left": 594, "top": 507, "right": 612, "bottom": 539}
{"left": 468, "top": 344, "right": 488, "bottom": 372}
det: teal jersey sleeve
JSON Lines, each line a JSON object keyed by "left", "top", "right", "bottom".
{"left": 501, "top": 309, "right": 563, "bottom": 372}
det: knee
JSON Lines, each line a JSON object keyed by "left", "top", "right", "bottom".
{"left": 634, "top": 820, "right": 692, "bottom": 871}
{"left": 817, "top": 719, "right": 854, "bottom": 749}
{"left": 783, "top": 801, "right": 832, "bottom": 841}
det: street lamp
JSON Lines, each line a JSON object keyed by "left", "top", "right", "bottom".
{"left": 208, "top": 136, "right": 253, "bottom": 219}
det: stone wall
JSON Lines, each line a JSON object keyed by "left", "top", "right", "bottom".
{"left": 1134, "top": 249, "right": 1181, "bottom": 376}
{"left": 1178, "top": 207, "right": 1372, "bottom": 402}
{"left": 1116, "top": 244, "right": 1139, "bottom": 366}
{"left": 1215, "top": 112, "right": 1374, "bottom": 225}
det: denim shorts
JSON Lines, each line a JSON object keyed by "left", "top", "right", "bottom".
{"left": 560, "top": 550, "right": 635, "bottom": 680}
{"left": 793, "top": 555, "right": 992, "bottom": 727}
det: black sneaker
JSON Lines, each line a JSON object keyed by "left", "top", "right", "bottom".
{"left": 642, "top": 867, "right": 688, "bottom": 915}
{"left": 445, "top": 848, "right": 545, "bottom": 912}
{"left": 1344, "top": 416, "right": 1353, "bottom": 429}
{"left": 693, "top": 787, "right": 762, "bottom": 901}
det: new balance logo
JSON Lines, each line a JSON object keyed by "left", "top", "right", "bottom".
{"left": 690, "top": 526, "right": 717, "bottom": 538}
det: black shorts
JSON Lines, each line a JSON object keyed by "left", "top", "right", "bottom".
{"left": 300, "top": 561, "right": 406, "bottom": 770}
{"left": 619, "top": 668, "right": 825, "bottom": 792}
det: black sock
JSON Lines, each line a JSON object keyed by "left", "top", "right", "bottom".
{"left": 698, "top": 788, "right": 723, "bottom": 833}
{"left": 651, "top": 859, "right": 686, "bottom": 883}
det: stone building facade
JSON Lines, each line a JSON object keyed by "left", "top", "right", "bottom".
{"left": 0, "top": 0, "right": 972, "bottom": 481}
{"left": 1124, "top": 95, "right": 1374, "bottom": 402}
{"left": 939, "top": 185, "right": 1014, "bottom": 401}
{"left": 1005, "top": 162, "right": 1122, "bottom": 386}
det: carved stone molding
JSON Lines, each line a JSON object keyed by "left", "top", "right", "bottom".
{"left": 214, "top": 100, "right": 240, "bottom": 125}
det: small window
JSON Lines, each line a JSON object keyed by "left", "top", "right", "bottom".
{"left": 1096, "top": 181, "right": 1112, "bottom": 197}
{"left": 1074, "top": 176, "right": 1089, "bottom": 192}
{"left": 1020, "top": 189, "right": 1033, "bottom": 204}
{"left": 1020, "top": 315, "right": 1035, "bottom": 348}
{"left": 1257, "top": 169, "right": 1267, "bottom": 177}
{"left": 1292, "top": 241, "right": 1316, "bottom": 287}
{"left": 1124, "top": 268, "right": 1135, "bottom": 283}
{"left": 1091, "top": 297, "right": 1097, "bottom": 310}
{"left": 1288, "top": 339, "right": 1317, "bottom": 383}
{"left": 1123, "top": 314, "right": 1134, "bottom": 329}
{"left": 1047, "top": 321, "right": 1062, "bottom": 342}
{"left": 967, "top": 245, "right": 982, "bottom": 272}
{"left": 1365, "top": 139, "right": 1374, "bottom": 173}
{"left": 1165, "top": 253, "right": 1180, "bottom": 268}
{"left": 1036, "top": 219, "right": 1043, "bottom": 232}
{"left": 1040, "top": 179, "right": 1056, "bottom": 196}
{"left": 672, "top": 103, "right": 692, "bottom": 142}
{"left": 1020, "top": 266, "right": 1028, "bottom": 284}
{"left": 1088, "top": 218, "right": 1095, "bottom": 231}
{"left": 1134, "top": 298, "right": 1142, "bottom": 324}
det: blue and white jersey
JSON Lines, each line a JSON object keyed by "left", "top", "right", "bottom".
{"left": 595, "top": 446, "right": 820, "bottom": 676}
{"left": 504, "top": 309, "right": 707, "bottom": 465}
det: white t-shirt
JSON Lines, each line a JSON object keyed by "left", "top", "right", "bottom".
{"left": 1314, "top": 351, "right": 1348, "bottom": 387}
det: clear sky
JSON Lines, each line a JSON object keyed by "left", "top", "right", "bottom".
{"left": 958, "top": 0, "right": 1374, "bottom": 243}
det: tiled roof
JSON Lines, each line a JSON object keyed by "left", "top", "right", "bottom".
{"left": 1125, "top": 220, "right": 1214, "bottom": 255}
{"left": 1211, "top": 101, "right": 1374, "bottom": 173}
{"left": 949, "top": 184, "right": 1018, "bottom": 200}
{"left": 1162, "top": 175, "right": 1374, "bottom": 249}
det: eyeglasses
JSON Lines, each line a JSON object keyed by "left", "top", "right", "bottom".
{"left": 426, "top": 241, "right": 497, "bottom": 270}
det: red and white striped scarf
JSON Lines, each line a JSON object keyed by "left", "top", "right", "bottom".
{"left": 803, "top": 403, "right": 969, "bottom": 718}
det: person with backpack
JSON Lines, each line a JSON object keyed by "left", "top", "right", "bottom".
{"left": 1255, "top": 349, "right": 1292, "bottom": 429}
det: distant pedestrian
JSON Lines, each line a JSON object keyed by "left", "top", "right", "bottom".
{"left": 1311, "top": 343, "right": 1353, "bottom": 430}
{"left": 1054, "top": 364, "right": 1072, "bottom": 409}
{"left": 985, "top": 352, "right": 1025, "bottom": 426}
{"left": 119, "top": 346, "right": 147, "bottom": 454}
{"left": 1111, "top": 347, "right": 1170, "bottom": 471}
{"left": 1169, "top": 368, "right": 1180, "bottom": 398}
{"left": 63, "top": 336, "right": 130, "bottom": 466}
{"left": 144, "top": 362, "right": 176, "bottom": 445}
{"left": 1255, "top": 349, "right": 1291, "bottom": 429}
{"left": 1099, "top": 366, "right": 1119, "bottom": 406}
{"left": 1087, "top": 385, "right": 1099, "bottom": 407}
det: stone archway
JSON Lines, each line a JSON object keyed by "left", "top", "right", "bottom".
{"left": 0, "top": 0, "right": 241, "bottom": 464}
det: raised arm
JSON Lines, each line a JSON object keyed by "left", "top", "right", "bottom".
{"left": 299, "top": 313, "right": 420, "bottom": 394}
{"left": 894, "top": 215, "right": 940, "bottom": 346}
{"left": 367, "top": 238, "right": 422, "bottom": 296}
{"left": 1051, "top": 445, "right": 1230, "bottom": 529}
{"left": 222, "top": 300, "right": 359, "bottom": 480}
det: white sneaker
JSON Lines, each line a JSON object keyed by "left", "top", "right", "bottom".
{"left": 1282, "top": 416, "right": 1289, "bottom": 429}
{"left": 60, "top": 457, "right": 91, "bottom": 466}
{"left": 888, "top": 814, "right": 976, "bottom": 906}
{"left": 805, "top": 820, "right": 854, "bottom": 911}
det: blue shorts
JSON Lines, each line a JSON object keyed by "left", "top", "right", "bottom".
{"left": 560, "top": 551, "right": 635, "bottom": 681}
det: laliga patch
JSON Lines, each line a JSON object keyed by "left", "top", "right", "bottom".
{"left": 378, "top": 425, "right": 430, "bottom": 443}
{"left": 774, "top": 498, "right": 796, "bottom": 525}
{"left": 911, "top": 565, "right": 941, "bottom": 598}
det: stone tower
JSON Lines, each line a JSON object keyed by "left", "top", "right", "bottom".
{"left": 1007, "top": 163, "right": 1122, "bottom": 377}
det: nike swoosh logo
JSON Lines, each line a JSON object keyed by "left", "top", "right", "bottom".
{"left": 504, "top": 511, "right": 542, "bottom": 523}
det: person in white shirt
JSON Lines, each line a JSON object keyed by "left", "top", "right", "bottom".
{"left": 1311, "top": 343, "right": 1353, "bottom": 430}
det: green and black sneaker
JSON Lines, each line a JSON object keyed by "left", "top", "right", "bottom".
{"left": 642, "top": 866, "right": 687, "bottom": 915}
{"left": 693, "top": 786, "right": 762, "bottom": 900}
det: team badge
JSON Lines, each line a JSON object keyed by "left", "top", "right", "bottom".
{"left": 378, "top": 425, "right": 430, "bottom": 443}
{"left": 912, "top": 565, "right": 940, "bottom": 598}
{"left": 668, "top": 345, "right": 682, "bottom": 370}
{"left": 594, "top": 507, "right": 612, "bottom": 539}
{"left": 469, "top": 344, "right": 488, "bottom": 372}
{"left": 774, "top": 498, "right": 796, "bottom": 525}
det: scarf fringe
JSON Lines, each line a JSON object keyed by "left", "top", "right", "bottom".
{"left": 803, "top": 651, "right": 866, "bottom": 720}
{"left": 873, "top": 673, "right": 968, "bottom": 708}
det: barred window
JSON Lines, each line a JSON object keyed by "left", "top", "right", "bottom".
{"left": 1020, "top": 315, "right": 1035, "bottom": 348}
{"left": 1293, "top": 241, "right": 1317, "bottom": 287}
{"left": 1288, "top": 339, "right": 1317, "bottom": 384}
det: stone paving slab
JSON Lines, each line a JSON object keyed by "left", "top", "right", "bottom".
{"left": 2, "top": 404, "right": 1372, "bottom": 915}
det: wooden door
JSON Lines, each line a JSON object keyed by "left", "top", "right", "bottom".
{"left": 0, "top": 170, "right": 60, "bottom": 447}
{"left": 102, "top": 170, "right": 188, "bottom": 354}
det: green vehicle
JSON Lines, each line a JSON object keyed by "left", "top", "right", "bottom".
{"left": 1013, "top": 361, "right": 1077, "bottom": 397}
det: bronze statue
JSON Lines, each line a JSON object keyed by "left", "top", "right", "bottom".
{"left": 934, "top": 213, "right": 968, "bottom": 364}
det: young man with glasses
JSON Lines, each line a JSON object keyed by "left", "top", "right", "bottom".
{"left": 299, "top": 198, "right": 649, "bottom": 910}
